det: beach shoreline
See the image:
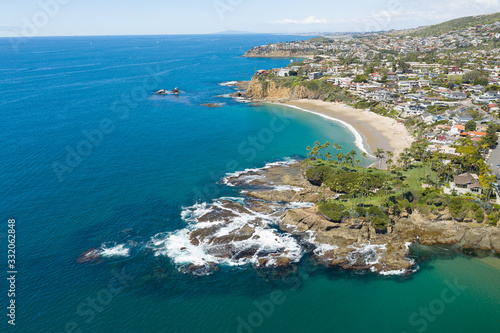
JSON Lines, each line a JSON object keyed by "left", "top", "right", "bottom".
{"left": 277, "top": 99, "right": 414, "bottom": 161}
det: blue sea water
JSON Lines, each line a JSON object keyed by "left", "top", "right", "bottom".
{"left": 0, "top": 35, "right": 499, "bottom": 333}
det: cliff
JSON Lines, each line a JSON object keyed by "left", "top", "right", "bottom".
{"left": 244, "top": 76, "right": 336, "bottom": 101}
{"left": 243, "top": 50, "right": 315, "bottom": 58}
{"left": 280, "top": 206, "right": 500, "bottom": 272}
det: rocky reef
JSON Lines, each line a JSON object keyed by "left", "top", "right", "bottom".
{"left": 147, "top": 160, "right": 499, "bottom": 276}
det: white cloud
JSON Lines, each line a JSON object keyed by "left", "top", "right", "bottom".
{"left": 472, "top": 0, "right": 499, "bottom": 6}
{"left": 272, "top": 16, "right": 329, "bottom": 25}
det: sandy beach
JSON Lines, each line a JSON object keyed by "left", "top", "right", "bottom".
{"left": 282, "top": 100, "right": 414, "bottom": 161}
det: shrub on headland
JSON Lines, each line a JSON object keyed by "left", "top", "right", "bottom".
{"left": 318, "top": 202, "right": 347, "bottom": 222}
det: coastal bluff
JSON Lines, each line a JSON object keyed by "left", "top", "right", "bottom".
{"left": 182, "top": 161, "right": 500, "bottom": 275}
{"left": 243, "top": 50, "right": 314, "bottom": 58}
{"left": 244, "top": 76, "right": 326, "bottom": 100}
{"left": 281, "top": 206, "right": 500, "bottom": 272}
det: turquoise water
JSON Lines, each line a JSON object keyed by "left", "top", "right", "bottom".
{"left": 0, "top": 35, "right": 499, "bottom": 333}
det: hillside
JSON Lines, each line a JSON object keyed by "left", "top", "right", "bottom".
{"left": 400, "top": 12, "right": 500, "bottom": 37}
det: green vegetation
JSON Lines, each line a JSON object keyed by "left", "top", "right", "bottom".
{"left": 254, "top": 74, "right": 358, "bottom": 103}
{"left": 305, "top": 140, "right": 500, "bottom": 230}
{"left": 465, "top": 120, "right": 477, "bottom": 132}
{"left": 409, "top": 12, "right": 500, "bottom": 37}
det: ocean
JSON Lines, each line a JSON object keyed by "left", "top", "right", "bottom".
{"left": 0, "top": 34, "right": 499, "bottom": 333}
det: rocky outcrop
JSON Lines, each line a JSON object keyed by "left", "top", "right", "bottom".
{"left": 280, "top": 205, "right": 500, "bottom": 273}
{"left": 243, "top": 50, "right": 315, "bottom": 58}
{"left": 162, "top": 160, "right": 500, "bottom": 276}
{"left": 244, "top": 78, "right": 322, "bottom": 101}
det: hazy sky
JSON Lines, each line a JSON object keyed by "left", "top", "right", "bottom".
{"left": 1, "top": 0, "right": 499, "bottom": 37}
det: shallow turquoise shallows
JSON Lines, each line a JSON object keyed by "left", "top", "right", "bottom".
{"left": 0, "top": 35, "right": 499, "bottom": 333}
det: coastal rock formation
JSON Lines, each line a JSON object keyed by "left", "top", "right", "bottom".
{"left": 148, "top": 160, "right": 499, "bottom": 276}
{"left": 281, "top": 206, "right": 500, "bottom": 273}
{"left": 200, "top": 103, "right": 224, "bottom": 108}
{"left": 155, "top": 88, "right": 182, "bottom": 95}
{"left": 245, "top": 78, "right": 321, "bottom": 101}
{"left": 76, "top": 248, "right": 102, "bottom": 263}
{"left": 243, "top": 50, "right": 315, "bottom": 58}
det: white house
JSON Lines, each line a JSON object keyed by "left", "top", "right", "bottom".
{"left": 277, "top": 68, "right": 291, "bottom": 77}
{"left": 475, "top": 91, "right": 499, "bottom": 104}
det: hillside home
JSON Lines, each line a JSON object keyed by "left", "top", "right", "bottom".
{"left": 444, "top": 173, "right": 482, "bottom": 195}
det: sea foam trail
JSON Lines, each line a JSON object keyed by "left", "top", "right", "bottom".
{"left": 99, "top": 243, "right": 130, "bottom": 257}
{"left": 221, "top": 158, "right": 298, "bottom": 186}
{"left": 219, "top": 81, "right": 239, "bottom": 86}
{"left": 274, "top": 103, "right": 372, "bottom": 156}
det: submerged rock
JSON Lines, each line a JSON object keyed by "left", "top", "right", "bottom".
{"left": 76, "top": 248, "right": 102, "bottom": 263}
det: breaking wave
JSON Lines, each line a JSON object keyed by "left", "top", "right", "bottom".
{"left": 222, "top": 158, "right": 298, "bottom": 186}
{"left": 147, "top": 197, "right": 304, "bottom": 275}
{"left": 99, "top": 243, "right": 131, "bottom": 258}
{"left": 219, "top": 81, "right": 238, "bottom": 86}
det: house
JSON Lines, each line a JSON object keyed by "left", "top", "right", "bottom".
{"left": 487, "top": 103, "right": 498, "bottom": 112}
{"left": 398, "top": 81, "right": 420, "bottom": 89}
{"left": 449, "top": 124, "right": 465, "bottom": 135}
{"left": 329, "top": 77, "right": 353, "bottom": 87}
{"left": 308, "top": 72, "right": 323, "bottom": 80}
{"left": 370, "top": 73, "right": 382, "bottom": 81}
{"left": 406, "top": 93, "right": 423, "bottom": 101}
{"left": 453, "top": 114, "right": 473, "bottom": 124}
{"left": 277, "top": 68, "right": 291, "bottom": 77}
{"left": 475, "top": 91, "right": 499, "bottom": 103}
{"left": 444, "top": 173, "right": 482, "bottom": 195}
{"left": 372, "top": 90, "right": 393, "bottom": 101}
{"left": 387, "top": 72, "right": 398, "bottom": 81}
{"left": 427, "top": 145, "right": 458, "bottom": 155}
{"left": 404, "top": 104, "right": 427, "bottom": 116}
{"left": 421, "top": 112, "right": 434, "bottom": 124}
{"left": 444, "top": 92, "right": 468, "bottom": 100}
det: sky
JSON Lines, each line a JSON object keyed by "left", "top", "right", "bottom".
{"left": 1, "top": 0, "right": 500, "bottom": 37}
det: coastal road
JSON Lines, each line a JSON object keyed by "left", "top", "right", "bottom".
{"left": 487, "top": 139, "right": 500, "bottom": 178}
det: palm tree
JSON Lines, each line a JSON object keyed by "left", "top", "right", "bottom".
{"left": 337, "top": 153, "right": 345, "bottom": 165}
{"left": 401, "top": 181, "right": 409, "bottom": 199}
{"left": 387, "top": 151, "right": 394, "bottom": 161}
{"left": 382, "top": 180, "right": 392, "bottom": 203}
{"left": 375, "top": 148, "right": 385, "bottom": 169}
{"left": 386, "top": 159, "right": 393, "bottom": 174}
{"left": 361, "top": 152, "right": 368, "bottom": 173}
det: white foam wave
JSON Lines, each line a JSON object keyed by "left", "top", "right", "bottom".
{"left": 346, "top": 243, "right": 386, "bottom": 266}
{"left": 286, "top": 202, "right": 315, "bottom": 209}
{"left": 99, "top": 243, "right": 130, "bottom": 258}
{"left": 274, "top": 103, "right": 372, "bottom": 156}
{"left": 306, "top": 230, "right": 338, "bottom": 255}
{"left": 147, "top": 198, "right": 304, "bottom": 274}
{"left": 222, "top": 158, "right": 298, "bottom": 185}
{"left": 379, "top": 268, "right": 407, "bottom": 276}
{"left": 272, "top": 185, "right": 304, "bottom": 192}
{"left": 219, "top": 81, "right": 238, "bottom": 86}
